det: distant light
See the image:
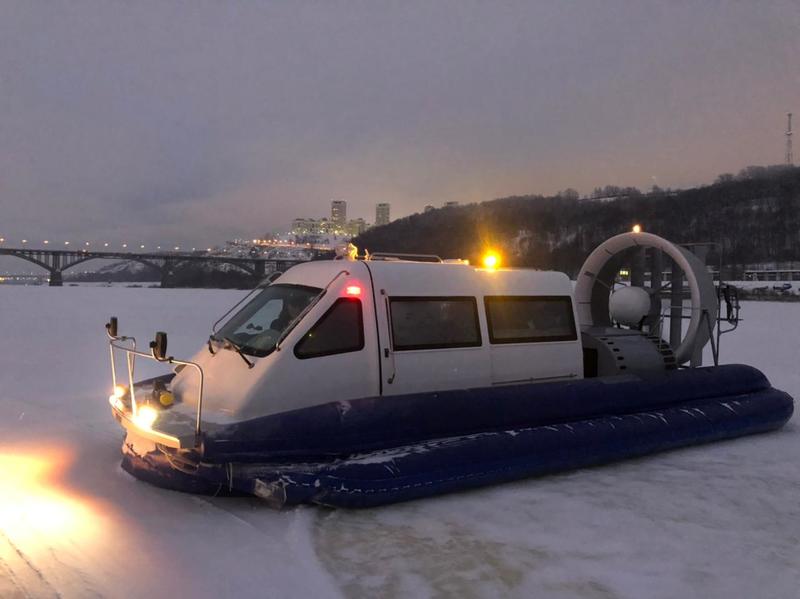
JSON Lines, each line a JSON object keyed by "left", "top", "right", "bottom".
{"left": 345, "top": 285, "right": 362, "bottom": 296}
{"left": 64, "top": 241, "right": 70, "bottom": 245}
{"left": 619, "top": 269, "right": 630, "bottom": 276}
{"left": 482, "top": 251, "right": 500, "bottom": 270}
{"left": 174, "top": 246, "right": 180, "bottom": 251}
{"left": 85, "top": 241, "right": 90, "bottom": 246}
{"left": 206, "top": 248, "right": 212, "bottom": 252}
{"left": 104, "top": 243, "right": 109, "bottom": 247}
{"left": 43, "top": 240, "right": 49, "bottom": 244}
{"left": 122, "top": 244, "right": 128, "bottom": 248}
{"left": 140, "top": 244, "right": 145, "bottom": 249}
{"left": 21, "top": 239, "right": 27, "bottom": 244}
{"left": 632, "top": 224, "right": 642, "bottom": 234}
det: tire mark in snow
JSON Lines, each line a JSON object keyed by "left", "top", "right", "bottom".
{"left": 189, "top": 496, "right": 265, "bottom": 533}
{"left": 0, "top": 550, "right": 31, "bottom": 599}
{"left": 44, "top": 544, "right": 104, "bottom": 599}
{"left": 188, "top": 497, "right": 342, "bottom": 597}
{"left": 0, "top": 531, "right": 61, "bottom": 599}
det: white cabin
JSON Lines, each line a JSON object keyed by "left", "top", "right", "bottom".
{"left": 171, "top": 258, "right": 582, "bottom": 423}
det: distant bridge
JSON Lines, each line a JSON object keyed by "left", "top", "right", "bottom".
{"left": 0, "top": 248, "right": 322, "bottom": 286}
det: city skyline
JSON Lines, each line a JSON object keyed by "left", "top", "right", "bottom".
{"left": 1, "top": 2, "right": 799, "bottom": 250}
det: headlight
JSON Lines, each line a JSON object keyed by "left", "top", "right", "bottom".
{"left": 132, "top": 405, "right": 159, "bottom": 430}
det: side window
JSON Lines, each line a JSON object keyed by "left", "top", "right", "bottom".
{"left": 294, "top": 298, "right": 364, "bottom": 359}
{"left": 390, "top": 297, "right": 481, "bottom": 351}
{"left": 485, "top": 296, "right": 577, "bottom": 344}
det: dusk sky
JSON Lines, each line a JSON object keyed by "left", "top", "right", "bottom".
{"left": 1, "top": 1, "right": 799, "bottom": 248}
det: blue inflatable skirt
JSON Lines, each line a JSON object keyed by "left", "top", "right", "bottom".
{"left": 121, "top": 364, "right": 793, "bottom": 508}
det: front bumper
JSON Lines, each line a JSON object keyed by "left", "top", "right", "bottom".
{"left": 109, "top": 378, "right": 198, "bottom": 449}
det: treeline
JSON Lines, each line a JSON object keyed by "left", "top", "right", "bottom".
{"left": 66, "top": 264, "right": 255, "bottom": 288}
{"left": 354, "top": 164, "right": 800, "bottom": 276}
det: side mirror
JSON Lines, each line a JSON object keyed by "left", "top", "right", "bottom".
{"left": 106, "top": 316, "right": 118, "bottom": 338}
{"left": 150, "top": 331, "right": 168, "bottom": 361}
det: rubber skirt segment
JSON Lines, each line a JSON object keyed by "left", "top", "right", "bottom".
{"left": 244, "top": 388, "right": 793, "bottom": 508}
{"left": 121, "top": 385, "right": 794, "bottom": 508}
{"left": 201, "top": 364, "right": 774, "bottom": 462}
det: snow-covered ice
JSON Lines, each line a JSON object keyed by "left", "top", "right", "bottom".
{"left": 0, "top": 286, "right": 798, "bottom": 598}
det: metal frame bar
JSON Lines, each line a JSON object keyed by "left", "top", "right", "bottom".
{"left": 107, "top": 336, "right": 205, "bottom": 440}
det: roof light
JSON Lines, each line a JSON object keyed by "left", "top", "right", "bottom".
{"left": 345, "top": 285, "right": 362, "bottom": 296}
{"left": 632, "top": 224, "right": 642, "bottom": 234}
{"left": 482, "top": 251, "right": 500, "bottom": 270}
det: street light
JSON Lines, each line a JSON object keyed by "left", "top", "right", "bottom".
{"left": 43, "top": 240, "right": 49, "bottom": 244}
{"left": 64, "top": 241, "right": 70, "bottom": 246}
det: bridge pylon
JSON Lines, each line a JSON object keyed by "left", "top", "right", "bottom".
{"left": 160, "top": 259, "right": 175, "bottom": 288}
{"left": 49, "top": 270, "right": 63, "bottom": 286}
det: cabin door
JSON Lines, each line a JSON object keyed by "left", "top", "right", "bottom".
{"left": 373, "top": 288, "right": 491, "bottom": 396}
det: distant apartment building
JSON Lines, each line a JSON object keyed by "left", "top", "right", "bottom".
{"left": 345, "top": 218, "right": 369, "bottom": 237}
{"left": 375, "top": 203, "right": 391, "bottom": 226}
{"left": 292, "top": 215, "right": 368, "bottom": 239}
{"left": 331, "top": 200, "right": 347, "bottom": 226}
{"left": 291, "top": 218, "right": 314, "bottom": 235}
{"left": 292, "top": 217, "right": 339, "bottom": 236}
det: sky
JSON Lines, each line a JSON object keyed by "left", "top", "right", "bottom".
{"left": 1, "top": 1, "right": 799, "bottom": 249}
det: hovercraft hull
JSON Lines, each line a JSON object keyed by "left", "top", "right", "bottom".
{"left": 121, "top": 364, "right": 793, "bottom": 508}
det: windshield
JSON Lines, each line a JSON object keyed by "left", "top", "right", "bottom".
{"left": 215, "top": 284, "right": 321, "bottom": 356}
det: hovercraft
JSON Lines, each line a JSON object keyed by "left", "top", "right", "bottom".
{"left": 105, "top": 231, "right": 794, "bottom": 508}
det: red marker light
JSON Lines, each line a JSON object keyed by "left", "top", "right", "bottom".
{"left": 345, "top": 285, "right": 362, "bottom": 296}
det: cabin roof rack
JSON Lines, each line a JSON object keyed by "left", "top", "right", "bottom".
{"left": 367, "top": 252, "right": 443, "bottom": 263}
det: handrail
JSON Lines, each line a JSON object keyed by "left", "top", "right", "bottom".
{"left": 368, "top": 252, "right": 443, "bottom": 263}
{"left": 108, "top": 338, "right": 205, "bottom": 439}
{"left": 106, "top": 327, "right": 138, "bottom": 414}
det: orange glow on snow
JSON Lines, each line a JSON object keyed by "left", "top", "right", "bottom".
{"left": 0, "top": 448, "right": 99, "bottom": 549}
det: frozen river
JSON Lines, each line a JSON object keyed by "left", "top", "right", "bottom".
{"left": 0, "top": 286, "right": 798, "bottom": 598}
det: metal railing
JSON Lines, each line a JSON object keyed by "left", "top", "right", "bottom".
{"left": 106, "top": 321, "right": 205, "bottom": 441}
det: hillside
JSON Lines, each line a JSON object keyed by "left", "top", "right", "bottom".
{"left": 354, "top": 165, "right": 800, "bottom": 276}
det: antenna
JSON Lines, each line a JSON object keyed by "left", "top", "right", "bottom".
{"left": 786, "top": 112, "right": 793, "bottom": 166}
